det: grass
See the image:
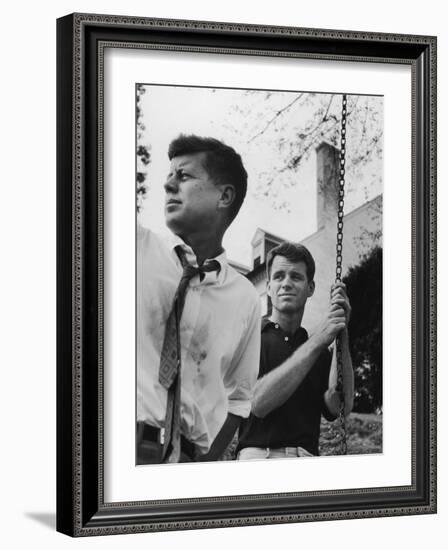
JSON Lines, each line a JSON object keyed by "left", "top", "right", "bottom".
{"left": 319, "top": 412, "right": 383, "bottom": 456}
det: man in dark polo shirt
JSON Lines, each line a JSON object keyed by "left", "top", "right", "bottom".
{"left": 237, "top": 242, "right": 354, "bottom": 459}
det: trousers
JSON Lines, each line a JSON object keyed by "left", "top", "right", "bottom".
{"left": 136, "top": 439, "right": 193, "bottom": 465}
{"left": 237, "top": 446, "right": 314, "bottom": 460}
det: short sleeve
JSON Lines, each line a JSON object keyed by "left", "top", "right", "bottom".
{"left": 223, "top": 297, "right": 261, "bottom": 418}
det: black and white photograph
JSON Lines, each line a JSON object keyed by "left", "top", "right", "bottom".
{"left": 54, "top": 10, "right": 436, "bottom": 539}
{"left": 135, "top": 84, "right": 383, "bottom": 465}
{"left": 0, "top": 0, "right": 443, "bottom": 546}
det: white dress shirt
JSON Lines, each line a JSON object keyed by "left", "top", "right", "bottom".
{"left": 137, "top": 225, "right": 261, "bottom": 454}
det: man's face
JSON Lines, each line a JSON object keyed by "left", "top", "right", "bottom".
{"left": 267, "top": 255, "right": 315, "bottom": 315}
{"left": 164, "top": 152, "right": 222, "bottom": 237}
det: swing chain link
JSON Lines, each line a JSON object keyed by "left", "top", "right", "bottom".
{"left": 335, "top": 94, "right": 348, "bottom": 455}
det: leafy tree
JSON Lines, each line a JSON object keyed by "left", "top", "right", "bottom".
{"left": 136, "top": 84, "right": 151, "bottom": 212}
{"left": 225, "top": 92, "right": 383, "bottom": 210}
{"left": 344, "top": 246, "right": 383, "bottom": 413}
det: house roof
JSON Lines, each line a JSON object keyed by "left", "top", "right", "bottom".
{"left": 251, "top": 227, "right": 287, "bottom": 246}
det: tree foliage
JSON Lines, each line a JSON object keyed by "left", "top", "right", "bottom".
{"left": 136, "top": 84, "right": 151, "bottom": 212}
{"left": 344, "top": 246, "right": 383, "bottom": 413}
{"left": 225, "top": 92, "right": 383, "bottom": 210}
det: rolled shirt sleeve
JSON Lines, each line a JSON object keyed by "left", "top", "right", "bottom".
{"left": 224, "top": 298, "right": 261, "bottom": 418}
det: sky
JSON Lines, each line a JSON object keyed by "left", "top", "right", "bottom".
{"left": 137, "top": 85, "right": 382, "bottom": 267}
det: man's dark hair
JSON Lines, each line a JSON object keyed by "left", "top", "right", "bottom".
{"left": 168, "top": 134, "right": 248, "bottom": 222}
{"left": 266, "top": 242, "right": 316, "bottom": 282}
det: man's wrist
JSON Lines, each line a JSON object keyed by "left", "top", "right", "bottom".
{"left": 305, "top": 333, "right": 328, "bottom": 355}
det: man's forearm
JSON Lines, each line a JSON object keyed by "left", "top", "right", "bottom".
{"left": 326, "top": 329, "right": 354, "bottom": 416}
{"left": 251, "top": 336, "right": 325, "bottom": 418}
{"left": 196, "top": 413, "right": 241, "bottom": 461}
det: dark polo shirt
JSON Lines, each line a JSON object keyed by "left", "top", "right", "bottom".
{"left": 237, "top": 318, "right": 335, "bottom": 456}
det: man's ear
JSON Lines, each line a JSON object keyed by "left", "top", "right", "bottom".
{"left": 307, "top": 280, "right": 315, "bottom": 298}
{"left": 266, "top": 278, "right": 272, "bottom": 299}
{"left": 218, "top": 184, "right": 236, "bottom": 209}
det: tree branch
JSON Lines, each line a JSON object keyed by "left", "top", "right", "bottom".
{"left": 248, "top": 94, "right": 304, "bottom": 143}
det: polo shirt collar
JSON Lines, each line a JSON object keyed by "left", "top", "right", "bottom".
{"left": 261, "top": 317, "right": 308, "bottom": 339}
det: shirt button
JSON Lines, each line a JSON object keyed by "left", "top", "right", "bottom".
{"left": 275, "top": 324, "right": 279, "bottom": 329}
{"left": 284, "top": 336, "right": 289, "bottom": 342}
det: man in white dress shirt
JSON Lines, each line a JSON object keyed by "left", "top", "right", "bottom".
{"left": 137, "top": 135, "right": 261, "bottom": 464}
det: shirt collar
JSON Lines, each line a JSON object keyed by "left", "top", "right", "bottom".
{"left": 167, "top": 233, "right": 227, "bottom": 276}
{"left": 261, "top": 317, "right": 308, "bottom": 339}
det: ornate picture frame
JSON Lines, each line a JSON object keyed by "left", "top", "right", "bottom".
{"left": 56, "top": 13, "right": 436, "bottom": 536}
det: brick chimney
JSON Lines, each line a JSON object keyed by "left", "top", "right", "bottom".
{"left": 316, "top": 141, "right": 340, "bottom": 230}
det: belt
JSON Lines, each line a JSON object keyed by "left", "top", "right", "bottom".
{"left": 137, "top": 422, "right": 197, "bottom": 460}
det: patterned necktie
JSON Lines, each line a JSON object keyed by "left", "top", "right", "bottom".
{"left": 159, "top": 247, "right": 220, "bottom": 462}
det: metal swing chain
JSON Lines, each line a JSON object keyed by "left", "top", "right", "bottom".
{"left": 335, "top": 94, "right": 348, "bottom": 455}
